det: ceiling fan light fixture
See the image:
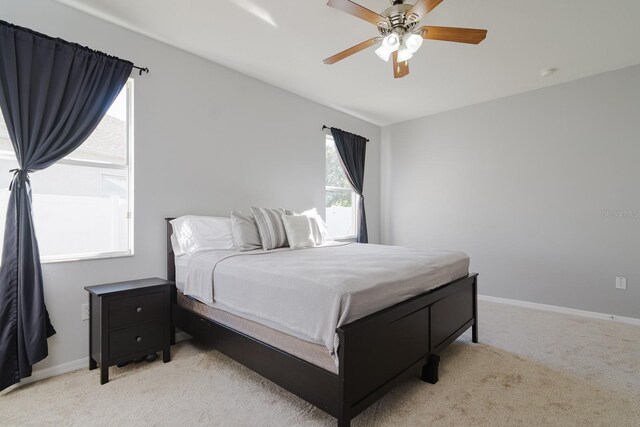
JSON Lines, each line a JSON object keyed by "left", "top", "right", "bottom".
{"left": 405, "top": 33, "right": 423, "bottom": 54}
{"left": 397, "top": 44, "right": 413, "bottom": 62}
{"left": 382, "top": 33, "right": 400, "bottom": 51}
{"left": 375, "top": 45, "right": 393, "bottom": 62}
{"left": 375, "top": 33, "right": 400, "bottom": 62}
{"left": 323, "top": 0, "right": 488, "bottom": 79}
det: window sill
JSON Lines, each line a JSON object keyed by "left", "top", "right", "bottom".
{"left": 334, "top": 236, "right": 357, "bottom": 242}
{"left": 41, "top": 251, "right": 134, "bottom": 264}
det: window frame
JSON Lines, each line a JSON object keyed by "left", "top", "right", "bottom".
{"left": 325, "top": 135, "right": 358, "bottom": 240}
{"left": 0, "top": 78, "right": 135, "bottom": 263}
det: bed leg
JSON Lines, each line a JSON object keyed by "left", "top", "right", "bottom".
{"left": 170, "top": 291, "right": 177, "bottom": 345}
{"left": 337, "top": 390, "right": 350, "bottom": 427}
{"left": 337, "top": 400, "right": 350, "bottom": 427}
{"left": 422, "top": 354, "right": 440, "bottom": 384}
{"left": 472, "top": 321, "right": 479, "bottom": 343}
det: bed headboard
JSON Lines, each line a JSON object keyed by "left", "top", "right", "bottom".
{"left": 165, "top": 218, "right": 176, "bottom": 283}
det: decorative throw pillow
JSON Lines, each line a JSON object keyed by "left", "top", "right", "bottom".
{"left": 230, "top": 210, "right": 262, "bottom": 252}
{"left": 250, "top": 207, "right": 289, "bottom": 250}
{"left": 309, "top": 217, "right": 326, "bottom": 246}
{"left": 282, "top": 215, "right": 315, "bottom": 249}
{"left": 301, "top": 208, "right": 334, "bottom": 245}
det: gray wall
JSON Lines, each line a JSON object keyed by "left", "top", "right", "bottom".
{"left": 1, "top": 0, "right": 381, "bottom": 372}
{"left": 382, "top": 65, "right": 640, "bottom": 319}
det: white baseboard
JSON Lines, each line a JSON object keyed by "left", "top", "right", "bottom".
{"left": 479, "top": 294, "right": 640, "bottom": 326}
{"left": 29, "top": 357, "right": 89, "bottom": 385}
{"left": 2, "top": 332, "right": 192, "bottom": 394}
{"left": 1, "top": 356, "right": 89, "bottom": 395}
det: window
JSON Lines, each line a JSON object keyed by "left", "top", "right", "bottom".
{"left": 0, "top": 79, "right": 134, "bottom": 262}
{"left": 325, "top": 135, "right": 357, "bottom": 239}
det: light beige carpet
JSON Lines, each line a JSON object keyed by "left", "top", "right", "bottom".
{"left": 1, "top": 300, "right": 639, "bottom": 426}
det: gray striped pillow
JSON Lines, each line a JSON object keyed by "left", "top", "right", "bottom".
{"left": 250, "top": 207, "right": 291, "bottom": 250}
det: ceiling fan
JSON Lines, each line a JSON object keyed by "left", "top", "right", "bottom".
{"left": 323, "top": 0, "right": 487, "bottom": 78}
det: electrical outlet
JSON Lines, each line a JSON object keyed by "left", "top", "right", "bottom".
{"left": 81, "top": 303, "right": 90, "bottom": 321}
{"left": 615, "top": 277, "right": 627, "bottom": 290}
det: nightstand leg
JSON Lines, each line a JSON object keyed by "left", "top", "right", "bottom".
{"left": 88, "top": 294, "right": 95, "bottom": 370}
{"left": 164, "top": 307, "right": 171, "bottom": 362}
{"left": 100, "top": 365, "right": 109, "bottom": 385}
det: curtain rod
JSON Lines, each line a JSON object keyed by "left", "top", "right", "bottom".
{"left": 322, "top": 125, "right": 370, "bottom": 142}
{"left": 0, "top": 20, "right": 149, "bottom": 76}
{"left": 132, "top": 65, "right": 150, "bottom": 76}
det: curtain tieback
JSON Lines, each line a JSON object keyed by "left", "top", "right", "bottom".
{"left": 8, "top": 168, "right": 30, "bottom": 190}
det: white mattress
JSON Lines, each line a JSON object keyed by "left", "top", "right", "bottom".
{"left": 178, "top": 243, "right": 469, "bottom": 364}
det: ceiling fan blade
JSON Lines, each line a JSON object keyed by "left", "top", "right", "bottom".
{"left": 323, "top": 37, "right": 380, "bottom": 65}
{"left": 407, "top": 0, "right": 444, "bottom": 21}
{"left": 420, "top": 26, "right": 487, "bottom": 44}
{"left": 392, "top": 51, "right": 409, "bottom": 79}
{"left": 327, "top": 0, "right": 388, "bottom": 26}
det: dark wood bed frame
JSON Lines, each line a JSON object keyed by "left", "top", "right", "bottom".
{"left": 166, "top": 219, "right": 478, "bottom": 426}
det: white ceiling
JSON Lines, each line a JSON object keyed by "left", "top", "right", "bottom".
{"left": 56, "top": 0, "right": 640, "bottom": 126}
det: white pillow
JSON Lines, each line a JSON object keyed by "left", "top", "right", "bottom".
{"left": 301, "top": 208, "right": 334, "bottom": 245}
{"left": 282, "top": 215, "right": 315, "bottom": 249}
{"left": 170, "top": 216, "right": 235, "bottom": 255}
{"left": 170, "top": 233, "right": 185, "bottom": 257}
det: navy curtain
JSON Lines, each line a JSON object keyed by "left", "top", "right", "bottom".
{"left": 0, "top": 20, "right": 133, "bottom": 391}
{"left": 330, "top": 127, "right": 368, "bottom": 243}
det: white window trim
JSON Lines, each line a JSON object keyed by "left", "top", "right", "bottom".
{"left": 325, "top": 185, "right": 358, "bottom": 240}
{"left": 126, "top": 78, "right": 135, "bottom": 260}
{"left": 1, "top": 79, "right": 135, "bottom": 263}
{"left": 332, "top": 194, "right": 358, "bottom": 240}
{"left": 325, "top": 135, "right": 358, "bottom": 240}
{"left": 42, "top": 250, "right": 133, "bottom": 264}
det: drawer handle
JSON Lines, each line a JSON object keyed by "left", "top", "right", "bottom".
{"left": 136, "top": 307, "right": 143, "bottom": 313}
{"left": 136, "top": 336, "right": 143, "bottom": 343}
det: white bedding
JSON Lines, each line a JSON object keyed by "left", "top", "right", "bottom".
{"left": 181, "top": 243, "right": 469, "bottom": 362}
{"left": 175, "top": 255, "right": 190, "bottom": 293}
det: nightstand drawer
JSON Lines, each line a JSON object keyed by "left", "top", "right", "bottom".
{"left": 109, "top": 321, "right": 164, "bottom": 360}
{"left": 109, "top": 291, "right": 164, "bottom": 329}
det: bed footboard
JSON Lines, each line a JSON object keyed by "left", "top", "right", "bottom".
{"left": 336, "top": 274, "right": 478, "bottom": 426}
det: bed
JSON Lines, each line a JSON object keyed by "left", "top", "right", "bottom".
{"left": 166, "top": 219, "right": 478, "bottom": 426}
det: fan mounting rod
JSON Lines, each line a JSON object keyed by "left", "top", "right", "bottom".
{"left": 378, "top": 3, "right": 419, "bottom": 35}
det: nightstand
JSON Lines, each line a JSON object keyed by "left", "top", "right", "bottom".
{"left": 85, "top": 278, "right": 173, "bottom": 384}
